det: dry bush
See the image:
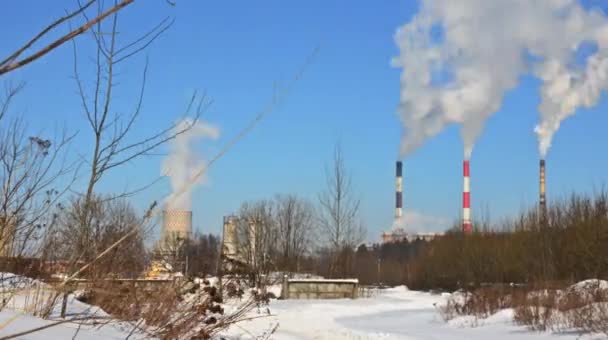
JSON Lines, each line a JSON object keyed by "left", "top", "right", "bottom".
{"left": 514, "top": 282, "right": 608, "bottom": 335}
{"left": 438, "top": 287, "right": 520, "bottom": 321}
{"left": 71, "top": 278, "right": 256, "bottom": 339}
{"left": 513, "top": 289, "right": 561, "bottom": 331}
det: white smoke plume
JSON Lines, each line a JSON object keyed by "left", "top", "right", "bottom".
{"left": 162, "top": 118, "right": 220, "bottom": 211}
{"left": 393, "top": 0, "right": 608, "bottom": 160}
{"left": 392, "top": 210, "right": 449, "bottom": 233}
{"left": 535, "top": 27, "right": 608, "bottom": 157}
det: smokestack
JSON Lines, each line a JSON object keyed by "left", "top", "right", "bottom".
{"left": 540, "top": 159, "right": 546, "bottom": 218}
{"left": 463, "top": 160, "right": 472, "bottom": 233}
{"left": 396, "top": 161, "right": 403, "bottom": 219}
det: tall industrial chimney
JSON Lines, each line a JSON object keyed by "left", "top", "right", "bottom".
{"left": 539, "top": 159, "right": 546, "bottom": 219}
{"left": 396, "top": 161, "right": 403, "bottom": 219}
{"left": 462, "top": 160, "right": 472, "bottom": 233}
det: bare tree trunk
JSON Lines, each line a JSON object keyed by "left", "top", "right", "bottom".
{"left": 275, "top": 194, "right": 315, "bottom": 272}
{"left": 318, "top": 142, "right": 365, "bottom": 277}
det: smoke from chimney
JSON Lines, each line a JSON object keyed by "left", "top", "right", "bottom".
{"left": 463, "top": 160, "right": 471, "bottom": 234}
{"left": 392, "top": 0, "right": 608, "bottom": 160}
{"left": 535, "top": 38, "right": 608, "bottom": 158}
{"left": 162, "top": 118, "right": 219, "bottom": 211}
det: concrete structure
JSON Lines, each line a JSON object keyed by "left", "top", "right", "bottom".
{"left": 463, "top": 160, "right": 472, "bottom": 233}
{"left": 222, "top": 215, "right": 240, "bottom": 262}
{"left": 281, "top": 276, "right": 359, "bottom": 299}
{"left": 162, "top": 210, "right": 192, "bottom": 240}
{"left": 221, "top": 215, "right": 259, "bottom": 272}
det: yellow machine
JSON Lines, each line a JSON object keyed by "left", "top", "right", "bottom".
{"left": 145, "top": 260, "right": 172, "bottom": 279}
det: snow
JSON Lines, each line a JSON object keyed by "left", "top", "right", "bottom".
{"left": 0, "top": 273, "right": 148, "bottom": 339}
{"left": 569, "top": 279, "right": 608, "bottom": 292}
{"left": 219, "top": 286, "right": 606, "bottom": 340}
{"left": 266, "top": 284, "right": 282, "bottom": 298}
{"left": 2, "top": 272, "right": 607, "bottom": 339}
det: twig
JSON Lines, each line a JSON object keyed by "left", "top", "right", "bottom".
{"left": 0, "top": 0, "right": 136, "bottom": 76}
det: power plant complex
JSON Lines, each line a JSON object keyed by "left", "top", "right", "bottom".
{"left": 158, "top": 158, "right": 551, "bottom": 251}
{"left": 383, "top": 155, "right": 547, "bottom": 241}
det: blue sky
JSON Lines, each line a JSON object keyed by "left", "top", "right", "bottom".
{"left": 2, "top": 1, "right": 608, "bottom": 242}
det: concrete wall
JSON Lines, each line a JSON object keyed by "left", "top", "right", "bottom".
{"left": 281, "top": 277, "right": 359, "bottom": 299}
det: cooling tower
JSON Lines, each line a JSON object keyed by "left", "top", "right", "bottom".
{"left": 540, "top": 159, "right": 547, "bottom": 218}
{"left": 248, "top": 218, "right": 257, "bottom": 266}
{"left": 222, "top": 215, "right": 239, "bottom": 261}
{"left": 162, "top": 210, "right": 192, "bottom": 240}
{"left": 396, "top": 161, "right": 403, "bottom": 219}
{"left": 462, "top": 160, "right": 472, "bottom": 234}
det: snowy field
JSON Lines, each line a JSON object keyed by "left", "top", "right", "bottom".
{"left": 1, "top": 274, "right": 607, "bottom": 339}
{"left": 221, "top": 286, "right": 607, "bottom": 340}
{"left": 0, "top": 273, "right": 142, "bottom": 339}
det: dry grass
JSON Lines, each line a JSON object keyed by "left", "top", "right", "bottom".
{"left": 68, "top": 277, "right": 260, "bottom": 339}
{"left": 514, "top": 281, "right": 608, "bottom": 335}
{"left": 437, "top": 281, "right": 608, "bottom": 336}
{"left": 438, "top": 286, "right": 520, "bottom": 321}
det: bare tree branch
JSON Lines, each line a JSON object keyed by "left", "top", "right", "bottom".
{"left": 0, "top": 0, "right": 97, "bottom": 69}
{"left": 0, "top": 0, "right": 136, "bottom": 76}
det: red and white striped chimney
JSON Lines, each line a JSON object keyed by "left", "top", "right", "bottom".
{"left": 462, "top": 160, "right": 472, "bottom": 233}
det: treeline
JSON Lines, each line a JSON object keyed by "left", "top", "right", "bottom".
{"left": 290, "top": 191, "right": 608, "bottom": 290}
{"left": 407, "top": 192, "right": 608, "bottom": 290}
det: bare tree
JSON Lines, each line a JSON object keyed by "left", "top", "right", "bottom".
{"left": 0, "top": 0, "right": 137, "bottom": 76}
{"left": 50, "top": 195, "right": 146, "bottom": 278}
{"left": 66, "top": 3, "right": 201, "bottom": 266}
{"left": 236, "top": 200, "right": 278, "bottom": 285}
{"left": 153, "top": 230, "right": 188, "bottom": 273}
{"left": 317, "top": 143, "right": 365, "bottom": 277}
{"left": 48, "top": 5, "right": 200, "bottom": 317}
{"left": 274, "top": 194, "right": 315, "bottom": 272}
{"left": 0, "top": 84, "right": 76, "bottom": 259}
{"left": 184, "top": 233, "right": 220, "bottom": 277}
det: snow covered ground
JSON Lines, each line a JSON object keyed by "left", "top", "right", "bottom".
{"left": 0, "top": 273, "right": 144, "bottom": 339}
{"left": 2, "top": 272, "right": 607, "bottom": 339}
{"left": 221, "top": 286, "right": 607, "bottom": 340}
{"left": 0, "top": 306, "right": 138, "bottom": 340}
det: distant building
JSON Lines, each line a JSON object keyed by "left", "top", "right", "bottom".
{"left": 381, "top": 228, "right": 443, "bottom": 243}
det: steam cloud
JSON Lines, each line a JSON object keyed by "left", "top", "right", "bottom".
{"left": 393, "top": 0, "right": 608, "bottom": 160}
{"left": 392, "top": 210, "right": 449, "bottom": 233}
{"left": 162, "top": 118, "right": 220, "bottom": 211}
